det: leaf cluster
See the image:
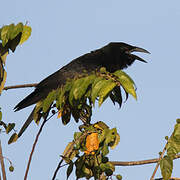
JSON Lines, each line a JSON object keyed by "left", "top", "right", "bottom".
{"left": 0, "top": 22, "right": 32, "bottom": 94}
{"left": 0, "top": 108, "right": 18, "bottom": 144}
{"left": 62, "top": 121, "right": 120, "bottom": 179}
{"left": 160, "top": 119, "right": 180, "bottom": 180}
{"left": 33, "top": 68, "right": 136, "bottom": 126}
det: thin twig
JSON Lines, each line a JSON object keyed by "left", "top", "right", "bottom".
{"left": 0, "top": 140, "right": 6, "bottom": 180}
{"left": 3, "top": 83, "right": 37, "bottom": 90}
{"left": 52, "top": 159, "right": 64, "bottom": 180}
{"left": 24, "top": 111, "right": 56, "bottom": 180}
{"left": 155, "top": 178, "right": 180, "bottom": 180}
{"left": 24, "top": 119, "right": 47, "bottom": 180}
{"left": 150, "top": 134, "right": 172, "bottom": 180}
{"left": 111, "top": 154, "right": 180, "bottom": 166}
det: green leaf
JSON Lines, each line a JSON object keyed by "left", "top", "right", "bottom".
{"left": 93, "top": 121, "right": 109, "bottom": 130}
{"left": 69, "top": 78, "right": 85, "bottom": 105}
{"left": 33, "top": 101, "right": 43, "bottom": 124}
{"left": 6, "top": 123, "right": 15, "bottom": 134}
{"left": 66, "top": 162, "right": 73, "bottom": 179}
{"left": 1, "top": 25, "right": 11, "bottom": 46}
{"left": 19, "top": 25, "right": 32, "bottom": 44}
{"left": 91, "top": 77, "right": 107, "bottom": 105}
{"left": 105, "top": 128, "right": 117, "bottom": 146}
{"left": 72, "top": 74, "right": 96, "bottom": 100}
{"left": 114, "top": 70, "right": 137, "bottom": 99}
{"left": 57, "top": 81, "right": 73, "bottom": 108}
{"left": 10, "top": 23, "right": 23, "bottom": 40}
{"left": 100, "top": 162, "right": 115, "bottom": 176}
{"left": 74, "top": 132, "right": 82, "bottom": 140}
{"left": 8, "top": 133, "right": 18, "bottom": 144}
{"left": 42, "top": 90, "right": 56, "bottom": 113}
{"left": 98, "top": 80, "right": 116, "bottom": 107}
{"left": 167, "top": 138, "right": 180, "bottom": 158}
{"left": 110, "top": 133, "right": 120, "bottom": 149}
{"left": 160, "top": 155, "right": 173, "bottom": 180}
{"left": 62, "top": 142, "right": 76, "bottom": 163}
{"left": 75, "top": 156, "right": 86, "bottom": 179}
{"left": 173, "top": 123, "right": 180, "bottom": 144}
{"left": 101, "top": 144, "right": 109, "bottom": 156}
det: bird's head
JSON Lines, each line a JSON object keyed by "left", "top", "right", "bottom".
{"left": 102, "top": 42, "right": 150, "bottom": 71}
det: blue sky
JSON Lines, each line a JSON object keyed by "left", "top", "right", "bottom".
{"left": 1, "top": 0, "right": 180, "bottom": 179}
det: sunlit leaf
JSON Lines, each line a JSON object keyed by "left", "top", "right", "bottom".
{"left": 114, "top": 70, "right": 137, "bottom": 99}
{"left": 105, "top": 128, "right": 117, "bottom": 145}
{"left": 33, "top": 101, "right": 43, "bottom": 124}
{"left": 9, "top": 23, "right": 23, "bottom": 41}
{"left": 91, "top": 77, "right": 106, "bottom": 105}
{"left": 85, "top": 132, "right": 99, "bottom": 154}
{"left": 19, "top": 25, "right": 32, "bottom": 44}
{"left": 160, "top": 155, "right": 173, "bottom": 180}
{"left": 101, "top": 144, "right": 109, "bottom": 156}
{"left": 110, "top": 133, "right": 120, "bottom": 149}
{"left": 73, "top": 74, "right": 96, "bottom": 100}
{"left": 63, "top": 142, "right": 75, "bottom": 163}
{"left": 1, "top": 25, "right": 11, "bottom": 46}
{"left": 42, "top": 90, "right": 56, "bottom": 113}
{"left": 69, "top": 78, "right": 85, "bottom": 104}
{"left": 98, "top": 80, "right": 116, "bottom": 106}
{"left": 173, "top": 123, "right": 180, "bottom": 144}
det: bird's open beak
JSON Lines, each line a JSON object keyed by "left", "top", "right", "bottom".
{"left": 129, "top": 46, "right": 150, "bottom": 63}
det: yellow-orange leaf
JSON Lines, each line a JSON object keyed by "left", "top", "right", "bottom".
{"left": 57, "top": 110, "right": 62, "bottom": 118}
{"left": 85, "top": 132, "right": 99, "bottom": 155}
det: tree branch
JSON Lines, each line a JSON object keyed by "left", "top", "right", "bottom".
{"left": 0, "top": 140, "right": 6, "bottom": 180}
{"left": 3, "top": 83, "right": 37, "bottom": 91}
{"left": 155, "top": 178, "right": 180, "bottom": 180}
{"left": 110, "top": 154, "right": 180, "bottom": 166}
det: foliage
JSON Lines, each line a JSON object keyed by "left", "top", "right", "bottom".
{"left": 0, "top": 23, "right": 31, "bottom": 178}
{"left": 11, "top": 67, "right": 137, "bottom": 140}
{"left": 160, "top": 119, "right": 180, "bottom": 180}
{"left": 37, "top": 68, "right": 136, "bottom": 124}
{"left": 0, "top": 22, "right": 32, "bottom": 94}
{"left": 62, "top": 121, "right": 120, "bottom": 179}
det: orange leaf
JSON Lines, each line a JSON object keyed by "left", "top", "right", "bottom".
{"left": 85, "top": 132, "right": 99, "bottom": 155}
{"left": 57, "top": 110, "right": 62, "bottom": 118}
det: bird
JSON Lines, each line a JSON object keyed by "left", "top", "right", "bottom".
{"left": 14, "top": 42, "right": 150, "bottom": 137}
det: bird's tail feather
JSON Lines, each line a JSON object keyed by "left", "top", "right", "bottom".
{"left": 18, "top": 107, "right": 35, "bottom": 137}
{"left": 14, "top": 91, "right": 44, "bottom": 111}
